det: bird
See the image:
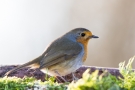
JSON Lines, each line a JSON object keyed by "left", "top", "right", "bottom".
{"left": 5, "top": 28, "right": 98, "bottom": 82}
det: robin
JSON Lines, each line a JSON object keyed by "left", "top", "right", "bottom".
{"left": 5, "top": 28, "right": 98, "bottom": 82}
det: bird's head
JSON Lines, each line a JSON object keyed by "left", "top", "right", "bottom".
{"left": 65, "top": 28, "right": 99, "bottom": 43}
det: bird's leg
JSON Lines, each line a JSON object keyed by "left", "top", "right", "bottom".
{"left": 55, "top": 76, "right": 62, "bottom": 83}
{"left": 72, "top": 72, "right": 79, "bottom": 81}
{"left": 54, "top": 70, "right": 67, "bottom": 82}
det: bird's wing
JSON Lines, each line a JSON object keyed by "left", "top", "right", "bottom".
{"left": 39, "top": 38, "right": 83, "bottom": 69}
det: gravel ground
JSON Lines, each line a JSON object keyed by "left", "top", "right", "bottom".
{"left": 0, "top": 65, "right": 123, "bottom": 90}
{"left": 0, "top": 65, "right": 123, "bottom": 82}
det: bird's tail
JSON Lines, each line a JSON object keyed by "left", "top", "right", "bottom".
{"left": 5, "top": 55, "right": 42, "bottom": 76}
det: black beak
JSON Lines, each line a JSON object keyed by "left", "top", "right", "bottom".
{"left": 91, "top": 35, "right": 99, "bottom": 38}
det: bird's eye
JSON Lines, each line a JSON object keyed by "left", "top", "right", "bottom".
{"left": 81, "top": 33, "right": 85, "bottom": 37}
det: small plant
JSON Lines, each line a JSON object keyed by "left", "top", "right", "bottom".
{"left": 119, "top": 56, "right": 135, "bottom": 89}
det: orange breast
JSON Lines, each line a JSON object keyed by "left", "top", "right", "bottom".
{"left": 82, "top": 41, "right": 88, "bottom": 62}
{"left": 77, "top": 38, "right": 89, "bottom": 62}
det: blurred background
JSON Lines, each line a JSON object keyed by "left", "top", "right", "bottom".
{"left": 0, "top": 0, "right": 135, "bottom": 68}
